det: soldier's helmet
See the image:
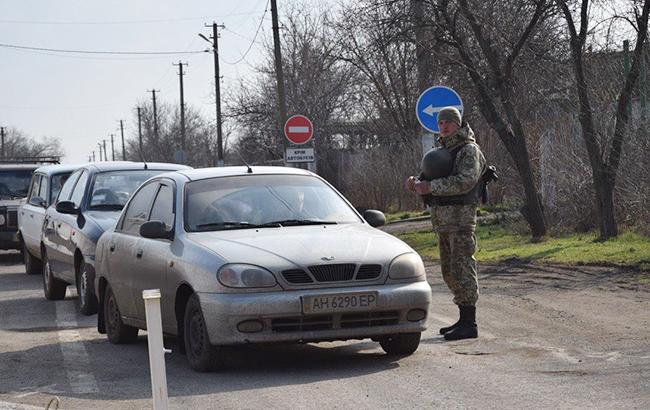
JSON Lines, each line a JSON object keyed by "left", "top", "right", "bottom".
{"left": 420, "top": 147, "right": 453, "bottom": 181}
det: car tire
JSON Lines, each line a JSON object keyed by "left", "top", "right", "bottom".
{"left": 184, "top": 294, "right": 222, "bottom": 372}
{"left": 104, "top": 284, "right": 138, "bottom": 344}
{"left": 77, "top": 260, "right": 98, "bottom": 315}
{"left": 42, "top": 251, "right": 67, "bottom": 300}
{"left": 379, "top": 332, "right": 422, "bottom": 356}
{"left": 24, "top": 242, "right": 42, "bottom": 275}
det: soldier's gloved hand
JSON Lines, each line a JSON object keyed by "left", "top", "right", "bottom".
{"left": 414, "top": 179, "right": 432, "bottom": 194}
{"left": 405, "top": 176, "right": 417, "bottom": 193}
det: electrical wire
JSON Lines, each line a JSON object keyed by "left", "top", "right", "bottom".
{"left": 0, "top": 11, "right": 268, "bottom": 26}
{"left": 221, "top": 0, "right": 270, "bottom": 65}
{"left": 0, "top": 42, "right": 208, "bottom": 55}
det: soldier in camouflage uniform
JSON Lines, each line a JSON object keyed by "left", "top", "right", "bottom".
{"left": 406, "top": 106, "right": 486, "bottom": 340}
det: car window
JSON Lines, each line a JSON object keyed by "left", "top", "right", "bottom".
{"left": 56, "top": 170, "right": 81, "bottom": 202}
{"left": 89, "top": 170, "right": 167, "bottom": 210}
{"left": 38, "top": 175, "right": 49, "bottom": 204}
{"left": 149, "top": 183, "right": 174, "bottom": 229}
{"left": 27, "top": 174, "right": 41, "bottom": 202}
{"left": 120, "top": 182, "right": 160, "bottom": 236}
{"left": 70, "top": 171, "right": 89, "bottom": 207}
{"left": 0, "top": 169, "right": 33, "bottom": 199}
{"left": 50, "top": 173, "right": 71, "bottom": 204}
{"left": 185, "top": 174, "right": 362, "bottom": 232}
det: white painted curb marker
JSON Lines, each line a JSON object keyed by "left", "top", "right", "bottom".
{"left": 143, "top": 289, "right": 170, "bottom": 410}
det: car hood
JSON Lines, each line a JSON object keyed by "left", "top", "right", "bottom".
{"left": 0, "top": 198, "right": 23, "bottom": 208}
{"left": 186, "top": 223, "right": 414, "bottom": 267}
{"left": 84, "top": 210, "right": 122, "bottom": 232}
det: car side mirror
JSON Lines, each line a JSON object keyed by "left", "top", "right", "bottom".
{"left": 363, "top": 209, "right": 386, "bottom": 228}
{"left": 30, "top": 196, "right": 47, "bottom": 208}
{"left": 140, "top": 220, "right": 173, "bottom": 240}
{"left": 56, "top": 200, "right": 79, "bottom": 215}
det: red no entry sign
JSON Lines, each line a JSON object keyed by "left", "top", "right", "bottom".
{"left": 284, "top": 115, "right": 313, "bottom": 145}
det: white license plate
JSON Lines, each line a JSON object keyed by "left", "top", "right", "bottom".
{"left": 302, "top": 292, "right": 378, "bottom": 314}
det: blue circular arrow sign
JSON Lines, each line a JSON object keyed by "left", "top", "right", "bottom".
{"left": 415, "top": 86, "right": 464, "bottom": 133}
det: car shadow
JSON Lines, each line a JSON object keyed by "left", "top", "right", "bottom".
{"left": 0, "top": 334, "right": 409, "bottom": 402}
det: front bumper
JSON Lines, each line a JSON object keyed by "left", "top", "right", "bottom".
{"left": 198, "top": 280, "right": 432, "bottom": 345}
{"left": 0, "top": 230, "right": 20, "bottom": 250}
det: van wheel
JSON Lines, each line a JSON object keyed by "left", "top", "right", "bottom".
{"left": 24, "top": 243, "right": 42, "bottom": 275}
{"left": 184, "top": 294, "right": 222, "bottom": 372}
{"left": 77, "top": 260, "right": 98, "bottom": 315}
{"left": 379, "top": 332, "right": 422, "bottom": 356}
{"left": 104, "top": 284, "right": 138, "bottom": 344}
{"left": 42, "top": 251, "right": 66, "bottom": 300}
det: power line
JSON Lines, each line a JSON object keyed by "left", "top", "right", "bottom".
{"left": 0, "top": 42, "right": 208, "bottom": 55}
{"left": 221, "top": 0, "right": 270, "bottom": 65}
{"left": 0, "top": 12, "right": 267, "bottom": 26}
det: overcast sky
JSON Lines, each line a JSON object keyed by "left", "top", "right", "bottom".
{"left": 0, "top": 0, "right": 335, "bottom": 163}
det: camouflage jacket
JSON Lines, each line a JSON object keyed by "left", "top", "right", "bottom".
{"left": 428, "top": 124, "right": 486, "bottom": 233}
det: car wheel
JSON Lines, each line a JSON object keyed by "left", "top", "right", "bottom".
{"left": 77, "top": 260, "right": 98, "bottom": 315}
{"left": 42, "top": 251, "right": 67, "bottom": 300}
{"left": 104, "top": 284, "right": 138, "bottom": 344}
{"left": 184, "top": 294, "right": 222, "bottom": 372}
{"left": 24, "top": 242, "right": 42, "bottom": 275}
{"left": 379, "top": 332, "right": 422, "bottom": 356}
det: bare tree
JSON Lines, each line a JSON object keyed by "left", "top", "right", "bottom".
{"left": 556, "top": 0, "right": 650, "bottom": 239}
{"left": 1, "top": 127, "right": 63, "bottom": 159}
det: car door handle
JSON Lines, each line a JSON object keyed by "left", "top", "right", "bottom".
{"left": 109, "top": 243, "right": 116, "bottom": 252}
{"left": 57, "top": 223, "right": 62, "bottom": 228}
{"left": 29, "top": 214, "right": 34, "bottom": 218}
{"left": 136, "top": 249, "right": 143, "bottom": 258}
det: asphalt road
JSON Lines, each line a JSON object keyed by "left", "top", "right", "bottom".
{"left": 1, "top": 250, "right": 649, "bottom": 410}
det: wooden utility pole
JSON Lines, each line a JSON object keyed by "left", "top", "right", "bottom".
{"left": 110, "top": 134, "right": 115, "bottom": 161}
{"left": 119, "top": 120, "right": 126, "bottom": 160}
{"left": 92, "top": 151, "right": 96, "bottom": 162}
{"left": 149, "top": 89, "right": 160, "bottom": 141}
{"left": 137, "top": 107, "right": 144, "bottom": 161}
{"left": 173, "top": 61, "right": 188, "bottom": 163}
{"left": 102, "top": 140, "right": 108, "bottom": 162}
{"left": 270, "top": 0, "right": 288, "bottom": 161}
{"left": 98, "top": 143, "right": 104, "bottom": 161}
{"left": 0, "top": 127, "right": 5, "bottom": 158}
{"left": 204, "top": 22, "right": 226, "bottom": 166}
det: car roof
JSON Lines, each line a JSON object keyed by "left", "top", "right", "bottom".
{"left": 80, "top": 161, "right": 191, "bottom": 173}
{"left": 0, "top": 164, "right": 43, "bottom": 171}
{"left": 174, "top": 166, "right": 313, "bottom": 181}
{"left": 33, "top": 163, "right": 82, "bottom": 176}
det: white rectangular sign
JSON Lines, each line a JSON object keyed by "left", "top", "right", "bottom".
{"left": 286, "top": 147, "right": 315, "bottom": 163}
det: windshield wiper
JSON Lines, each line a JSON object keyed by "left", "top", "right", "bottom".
{"left": 195, "top": 221, "right": 281, "bottom": 231}
{"left": 267, "top": 219, "right": 338, "bottom": 226}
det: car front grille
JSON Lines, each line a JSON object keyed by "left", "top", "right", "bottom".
{"left": 281, "top": 269, "right": 313, "bottom": 284}
{"left": 7, "top": 210, "right": 18, "bottom": 228}
{"left": 282, "top": 264, "right": 384, "bottom": 284}
{"left": 309, "top": 264, "right": 356, "bottom": 281}
{"left": 355, "top": 264, "right": 382, "bottom": 280}
{"left": 270, "top": 310, "right": 399, "bottom": 333}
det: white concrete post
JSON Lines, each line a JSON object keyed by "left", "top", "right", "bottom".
{"left": 143, "top": 289, "right": 170, "bottom": 410}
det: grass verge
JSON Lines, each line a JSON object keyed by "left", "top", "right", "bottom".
{"left": 395, "top": 224, "right": 650, "bottom": 270}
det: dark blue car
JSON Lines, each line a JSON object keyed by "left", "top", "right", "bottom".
{"left": 41, "top": 161, "right": 190, "bottom": 315}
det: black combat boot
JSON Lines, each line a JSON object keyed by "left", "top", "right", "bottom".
{"left": 439, "top": 306, "right": 461, "bottom": 334}
{"left": 444, "top": 305, "right": 478, "bottom": 341}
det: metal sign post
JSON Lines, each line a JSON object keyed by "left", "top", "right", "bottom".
{"left": 143, "top": 289, "right": 170, "bottom": 410}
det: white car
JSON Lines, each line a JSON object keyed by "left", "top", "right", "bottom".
{"left": 18, "top": 164, "right": 79, "bottom": 273}
{"left": 95, "top": 166, "right": 432, "bottom": 371}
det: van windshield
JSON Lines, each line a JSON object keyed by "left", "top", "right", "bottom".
{"left": 0, "top": 170, "right": 33, "bottom": 199}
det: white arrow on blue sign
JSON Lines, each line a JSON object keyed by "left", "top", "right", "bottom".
{"left": 415, "top": 86, "right": 463, "bottom": 133}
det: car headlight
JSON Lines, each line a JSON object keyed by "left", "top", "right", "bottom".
{"left": 217, "top": 264, "right": 277, "bottom": 288}
{"left": 0, "top": 214, "right": 5, "bottom": 225}
{"left": 388, "top": 253, "right": 425, "bottom": 280}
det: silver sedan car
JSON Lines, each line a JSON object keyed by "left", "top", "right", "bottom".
{"left": 95, "top": 166, "right": 431, "bottom": 371}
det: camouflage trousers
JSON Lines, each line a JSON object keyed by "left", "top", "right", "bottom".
{"left": 438, "top": 230, "right": 479, "bottom": 306}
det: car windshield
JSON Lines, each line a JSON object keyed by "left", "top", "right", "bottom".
{"left": 185, "top": 174, "right": 362, "bottom": 232}
{"left": 0, "top": 170, "right": 33, "bottom": 199}
{"left": 88, "top": 170, "right": 168, "bottom": 210}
